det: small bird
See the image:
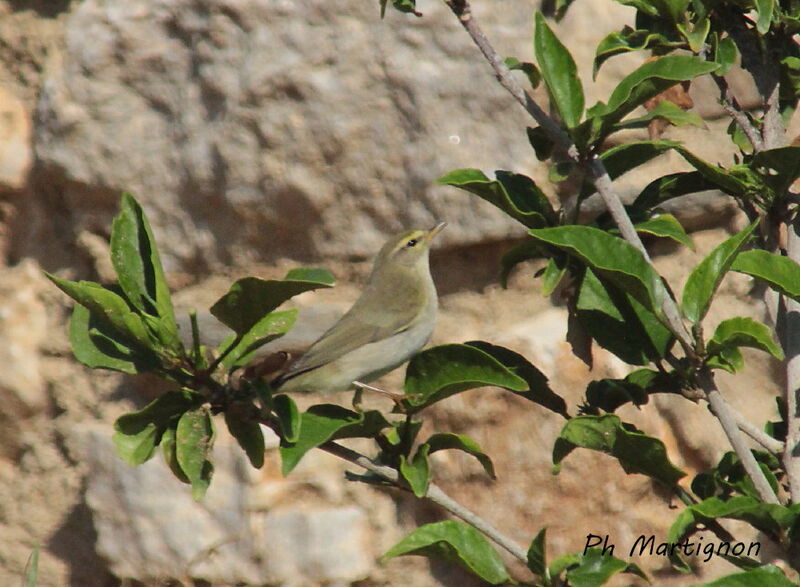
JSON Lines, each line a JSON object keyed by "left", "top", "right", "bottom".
{"left": 272, "top": 222, "right": 445, "bottom": 395}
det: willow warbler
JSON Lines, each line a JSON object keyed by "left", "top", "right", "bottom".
{"left": 272, "top": 223, "right": 445, "bottom": 394}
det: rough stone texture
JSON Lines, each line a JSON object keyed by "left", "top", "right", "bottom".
{"left": 26, "top": 0, "right": 672, "bottom": 275}
{"left": 0, "top": 86, "right": 32, "bottom": 190}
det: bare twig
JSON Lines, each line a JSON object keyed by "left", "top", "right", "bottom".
{"left": 711, "top": 75, "right": 764, "bottom": 151}
{"left": 730, "top": 406, "right": 785, "bottom": 454}
{"left": 701, "top": 370, "right": 781, "bottom": 504}
{"left": 320, "top": 440, "right": 530, "bottom": 563}
{"left": 442, "top": 0, "right": 781, "bottom": 504}
{"left": 783, "top": 220, "right": 800, "bottom": 502}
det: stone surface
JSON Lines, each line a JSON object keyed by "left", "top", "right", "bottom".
{"left": 73, "top": 423, "right": 385, "bottom": 585}
{"left": 0, "top": 86, "right": 32, "bottom": 191}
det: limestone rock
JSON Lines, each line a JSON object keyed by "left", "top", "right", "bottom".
{"left": 0, "top": 86, "right": 32, "bottom": 191}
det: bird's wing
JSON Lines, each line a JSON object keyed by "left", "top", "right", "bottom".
{"left": 281, "top": 277, "right": 420, "bottom": 378}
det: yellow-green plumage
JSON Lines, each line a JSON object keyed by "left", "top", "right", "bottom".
{"left": 273, "top": 223, "right": 444, "bottom": 393}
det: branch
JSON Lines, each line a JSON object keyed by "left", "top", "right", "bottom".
{"left": 701, "top": 370, "right": 781, "bottom": 504}
{"left": 783, "top": 219, "right": 800, "bottom": 502}
{"left": 711, "top": 74, "right": 764, "bottom": 151}
{"left": 320, "top": 440, "right": 530, "bottom": 564}
{"left": 730, "top": 406, "right": 785, "bottom": 454}
{"left": 441, "top": 0, "right": 782, "bottom": 504}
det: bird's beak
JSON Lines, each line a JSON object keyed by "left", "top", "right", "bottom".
{"left": 426, "top": 221, "right": 447, "bottom": 243}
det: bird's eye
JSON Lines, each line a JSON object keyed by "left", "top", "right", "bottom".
{"left": 406, "top": 238, "right": 418, "bottom": 248}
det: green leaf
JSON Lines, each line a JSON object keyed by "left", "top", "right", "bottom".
{"left": 113, "top": 389, "right": 198, "bottom": 466}
{"left": 700, "top": 565, "right": 796, "bottom": 587}
{"left": 598, "top": 140, "right": 680, "bottom": 182}
{"left": 224, "top": 411, "right": 265, "bottom": 469}
{"left": 176, "top": 405, "right": 215, "bottom": 500}
{"left": 110, "top": 193, "right": 181, "bottom": 351}
{"left": 714, "top": 36, "right": 738, "bottom": 76}
{"left": 632, "top": 171, "right": 717, "bottom": 210}
{"left": 210, "top": 271, "right": 333, "bottom": 335}
{"left": 755, "top": 0, "right": 775, "bottom": 33}
{"left": 274, "top": 393, "right": 301, "bottom": 443}
{"left": 382, "top": 521, "right": 510, "bottom": 585}
{"left": 677, "top": 17, "right": 710, "bottom": 53}
{"left": 284, "top": 267, "right": 336, "bottom": 284}
{"left": 465, "top": 340, "right": 569, "bottom": 417}
{"left": 615, "top": 100, "right": 704, "bottom": 132}
{"left": 23, "top": 545, "right": 39, "bottom": 587}
{"left": 752, "top": 146, "right": 800, "bottom": 197}
{"left": 527, "top": 126, "right": 555, "bottom": 161}
{"left": 708, "top": 317, "right": 784, "bottom": 366}
{"left": 587, "top": 56, "right": 717, "bottom": 140}
{"left": 584, "top": 369, "right": 680, "bottom": 412}
{"left": 529, "top": 226, "right": 668, "bottom": 317}
{"left": 527, "top": 527, "right": 547, "bottom": 576}
{"left": 400, "top": 444, "right": 431, "bottom": 497}
{"left": 682, "top": 221, "right": 759, "bottom": 323}
{"left": 47, "top": 274, "right": 153, "bottom": 349}
{"left": 437, "top": 169, "right": 556, "bottom": 228}
{"left": 219, "top": 309, "right": 297, "bottom": 370}
{"left": 505, "top": 56, "right": 541, "bottom": 88}
{"left": 593, "top": 27, "right": 681, "bottom": 77}
{"left": 668, "top": 496, "right": 798, "bottom": 541}
{"left": 69, "top": 304, "right": 141, "bottom": 373}
{"left": 426, "top": 432, "right": 496, "bottom": 479}
{"left": 402, "top": 344, "right": 529, "bottom": 413}
{"left": 161, "top": 425, "right": 190, "bottom": 484}
{"left": 635, "top": 214, "right": 693, "bottom": 249}
{"left": 541, "top": 256, "right": 567, "bottom": 296}
{"left": 553, "top": 414, "right": 686, "bottom": 486}
{"left": 732, "top": 249, "right": 800, "bottom": 301}
{"left": 565, "top": 548, "right": 648, "bottom": 587}
{"left": 279, "top": 405, "right": 392, "bottom": 475}
{"left": 381, "top": 0, "right": 420, "bottom": 17}
{"left": 674, "top": 146, "right": 753, "bottom": 197}
{"left": 534, "top": 12, "right": 584, "bottom": 129}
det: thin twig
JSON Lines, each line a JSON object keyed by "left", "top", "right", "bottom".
{"left": 442, "top": 0, "right": 780, "bottom": 504}
{"left": 783, "top": 219, "right": 800, "bottom": 502}
{"left": 701, "top": 370, "right": 781, "bottom": 504}
{"left": 320, "top": 440, "right": 530, "bottom": 563}
{"left": 711, "top": 75, "right": 764, "bottom": 151}
{"left": 730, "top": 405, "right": 785, "bottom": 454}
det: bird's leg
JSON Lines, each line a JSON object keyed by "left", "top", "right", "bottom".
{"left": 352, "top": 380, "right": 409, "bottom": 408}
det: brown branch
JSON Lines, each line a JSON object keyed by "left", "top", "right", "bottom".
{"left": 320, "top": 440, "right": 530, "bottom": 563}
{"left": 711, "top": 75, "right": 764, "bottom": 151}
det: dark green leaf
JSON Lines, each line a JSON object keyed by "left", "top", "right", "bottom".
{"left": 210, "top": 273, "right": 333, "bottom": 335}
{"left": 69, "top": 304, "right": 143, "bottom": 373}
{"left": 541, "top": 256, "right": 567, "bottom": 296}
{"left": 426, "top": 432, "right": 496, "bottom": 479}
{"left": 274, "top": 393, "right": 301, "bottom": 443}
{"left": 382, "top": 521, "right": 510, "bottom": 585}
{"left": 465, "top": 340, "right": 568, "bottom": 417}
{"left": 614, "top": 100, "right": 704, "bottom": 132}
{"left": 632, "top": 171, "right": 717, "bottom": 210}
{"left": 219, "top": 309, "right": 297, "bottom": 370}
{"left": 553, "top": 414, "right": 686, "bottom": 486}
{"left": 176, "top": 405, "right": 215, "bottom": 500}
{"left": 47, "top": 274, "right": 153, "bottom": 348}
{"left": 505, "top": 56, "right": 541, "bottom": 88}
{"left": 566, "top": 548, "right": 648, "bottom": 587}
{"left": 529, "top": 226, "right": 669, "bottom": 317}
{"left": 635, "top": 214, "right": 693, "bottom": 249}
{"left": 110, "top": 193, "right": 181, "bottom": 351}
{"left": 402, "top": 344, "right": 529, "bottom": 413}
{"left": 708, "top": 317, "right": 784, "bottom": 365}
{"left": 400, "top": 444, "right": 431, "bottom": 497}
{"left": 752, "top": 146, "right": 800, "bottom": 197}
{"left": 437, "top": 168, "right": 556, "bottom": 228}
{"left": 677, "top": 18, "right": 710, "bottom": 52}
{"left": 527, "top": 527, "right": 547, "bottom": 576}
{"left": 225, "top": 411, "right": 265, "bottom": 469}
{"left": 381, "top": 0, "right": 420, "bottom": 17}
{"left": 587, "top": 56, "right": 717, "bottom": 140}
{"left": 668, "top": 496, "right": 798, "bottom": 541}
{"left": 584, "top": 369, "right": 680, "bottom": 412}
{"left": 682, "top": 221, "right": 758, "bottom": 323}
{"left": 674, "top": 146, "right": 753, "bottom": 197}
{"left": 161, "top": 425, "right": 190, "bottom": 483}
{"left": 284, "top": 267, "right": 335, "bottom": 285}
{"left": 534, "top": 12, "right": 584, "bottom": 128}
{"left": 714, "top": 36, "right": 738, "bottom": 76}
{"left": 593, "top": 27, "right": 681, "bottom": 77}
{"left": 527, "top": 126, "right": 555, "bottom": 161}
{"left": 114, "top": 389, "right": 198, "bottom": 466}
{"left": 279, "top": 405, "right": 391, "bottom": 475}
{"left": 701, "top": 565, "right": 796, "bottom": 587}
{"left": 732, "top": 249, "right": 800, "bottom": 301}
{"left": 599, "top": 140, "right": 680, "bottom": 181}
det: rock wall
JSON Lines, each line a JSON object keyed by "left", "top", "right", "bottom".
{"left": 0, "top": 0, "right": 785, "bottom": 585}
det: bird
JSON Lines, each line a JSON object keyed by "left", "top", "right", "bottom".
{"left": 271, "top": 222, "right": 445, "bottom": 395}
